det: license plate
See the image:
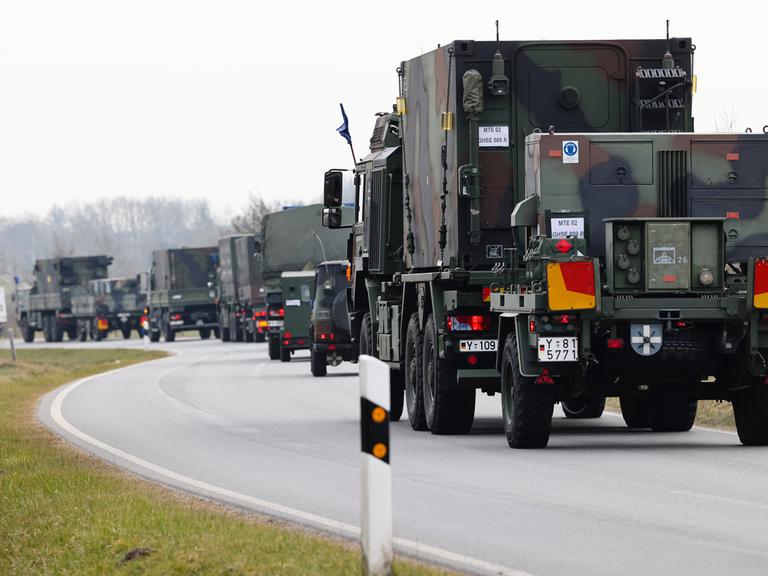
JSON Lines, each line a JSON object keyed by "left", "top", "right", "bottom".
{"left": 268, "top": 320, "right": 283, "bottom": 327}
{"left": 459, "top": 339, "right": 497, "bottom": 352}
{"left": 538, "top": 337, "right": 578, "bottom": 362}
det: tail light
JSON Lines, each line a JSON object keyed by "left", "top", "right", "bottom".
{"left": 754, "top": 259, "right": 768, "bottom": 309}
{"left": 346, "top": 264, "right": 352, "bottom": 282}
{"left": 171, "top": 313, "right": 182, "bottom": 321}
{"left": 446, "top": 314, "right": 490, "bottom": 332}
{"left": 546, "top": 260, "right": 596, "bottom": 311}
{"left": 606, "top": 338, "right": 625, "bottom": 349}
{"left": 317, "top": 333, "right": 335, "bottom": 340}
{"left": 252, "top": 310, "right": 267, "bottom": 320}
{"left": 284, "top": 331, "right": 293, "bottom": 339}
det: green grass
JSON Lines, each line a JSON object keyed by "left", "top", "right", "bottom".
{"left": 604, "top": 397, "right": 735, "bottom": 430}
{"left": 0, "top": 349, "right": 452, "bottom": 576}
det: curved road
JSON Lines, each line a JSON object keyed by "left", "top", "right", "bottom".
{"left": 29, "top": 338, "right": 768, "bottom": 576}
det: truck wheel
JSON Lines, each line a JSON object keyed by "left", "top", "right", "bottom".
{"left": 733, "top": 380, "right": 768, "bottom": 445}
{"left": 405, "top": 314, "right": 427, "bottom": 431}
{"left": 647, "top": 397, "right": 697, "bottom": 432}
{"left": 77, "top": 322, "right": 88, "bottom": 342}
{"left": 149, "top": 330, "right": 160, "bottom": 343}
{"left": 422, "top": 314, "right": 475, "bottom": 434}
{"left": 255, "top": 332, "right": 266, "bottom": 343}
{"left": 619, "top": 397, "right": 650, "bottom": 428}
{"left": 163, "top": 320, "right": 175, "bottom": 342}
{"left": 280, "top": 345, "right": 291, "bottom": 362}
{"left": 199, "top": 328, "right": 211, "bottom": 340}
{"left": 121, "top": 326, "right": 132, "bottom": 340}
{"left": 66, "top": 326, "right": 77, "bottom": 341}
{"left": 311, "top": 347, "right": 327, "bottom": 377}
{"left": 268, "top": 336, "right": 280, "bottom": 360}
{"left": 52, "top": 317, "right": 63, "bottom": 342}
{"left": 389, "top": 367, "right": 405, "bottom": 422}
{"left": 21, "top": 318, "right": 35, "bottom": 343}
{"left": 501, "top": 332, "right": 554, "bottom": 448}
{"left": 359, "top": 313, "right": 373, "bottom": 356}
{"left": 562, "top": 397, "right": 606, "bottom": 419}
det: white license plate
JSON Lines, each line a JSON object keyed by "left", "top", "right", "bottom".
{"left": 459, "top": 339, "right": 497, "bottom": 352}
{"left": 268, "top": 320, "right": 283, "bottom": 327}
{"left": 538, "top": 337, "right": 579, "bottom": 362}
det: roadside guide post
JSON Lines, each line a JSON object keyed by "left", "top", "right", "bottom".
{"left": 0, "top": 286, "right": 12, "bottom": 361}
{"left": 359, "top": 355, "right": 393, "bottom": 576}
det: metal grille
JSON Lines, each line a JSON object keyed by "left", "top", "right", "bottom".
{"left": 368, "top": 171, "right": 382, "bottom": 272}
{"left": 658, "top": 150, "right": 688, "bottom": 217}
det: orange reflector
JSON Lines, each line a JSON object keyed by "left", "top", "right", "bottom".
{"left": 726, "top": 153, "right": 740, "bottom": 161}
{"left": 547, "top": 261, "right": 596, "bottom": 311}
{"left": 371, "top": 407, "right": 387, "bottom": 423}
{"left": 549, "top": 150, "right": 562, "bottom": 158}
{"left": 754, "top": 259, "right": 768, "bottom": 309}
{"left": 346, "top": 264, "right": 351, "bottom": 282}
{"left": 726, "top": 211, "right": 740, "bottom": 219}
{"left": 372, "top": 443, "right": 388, "bottom": 459}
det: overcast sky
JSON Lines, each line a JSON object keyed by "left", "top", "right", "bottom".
{"left": 0, "top": 1, "right": 762, "bottom": 219}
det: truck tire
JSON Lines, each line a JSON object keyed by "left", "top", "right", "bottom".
{"left": 647, "top": 397, "right": 697, "bottom": 432}
{"left": 311, "top": 347, "right": 327, "bottom": 377}
{"left": 121, "top": 326, "right": 132, "bottom": 340}
{"left": 389, "top": 368, "right": 405, "bottom": 422}
{"left": 562, "top": 397, "right": 606, "bottom": 419}
{"left": 255, "top": 332, "right": 266, "bottom": 343}
{"left": 359, "top": 313, "right": 373, "bottom": 356}
{"left": 149, "top": 330, "right": 160, "bottom": 343}
{"left": 66, "top": 326, "right": 78, "bottom": 341}
{"left": 733, "top": 380, "right": 768, "bottom": 445}
{"left": 280, "top": 345, "right": 291, "bottom": 362}
{"left": 163, "top": 319, "right": 175, "bottom": 343}
{"left": 405, "top": 314, "right": 427, "bottom": 431}
{"left": 501, "top": 332, "right": 554, "bottom": 448}
{"left": 422, "top": 314, "right": 475, "bottom": 435}
{"left": 268, "top": 336, "right": 280, "bottom": 360}
{"left": 21, "top": 318, "right": 35, "bottom": 343}
{"left": 619, "top": 397, "right": 650, "bottom": 428}
{"left": 199, "top": 328, "right": 211, "bottom": 340}
{"left": 52, "top": 317, "right": 63, "bottom": 342}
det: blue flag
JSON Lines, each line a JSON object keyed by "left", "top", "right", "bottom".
{"left": 336, "top": 103, "right": 352, "bottom": 145}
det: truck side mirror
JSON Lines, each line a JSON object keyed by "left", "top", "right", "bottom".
{"left": 322, "top": 207, "right": 343, "bottom": 229}
{"left": 324, "top": 170, "right": 343, "bottom": 208}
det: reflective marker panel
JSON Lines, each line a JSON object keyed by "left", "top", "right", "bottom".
{"left": 754, "top": 259, "right": 768, "bottom": 309}
{"left": 547, "top": 261, "right": 596, "bottom": 311}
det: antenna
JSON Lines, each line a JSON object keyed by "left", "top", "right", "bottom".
{"left": 495, "top": 20, "right": 500, "bottom": 49}
{"left": 666, "top": 19, "right": 670, "bottom": 50}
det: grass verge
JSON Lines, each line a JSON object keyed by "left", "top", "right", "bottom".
{"left": 604, "top": 398, "right": 735, "bottom": 430}
{"left": 0, "top": 349, "right": 452, "bottom": 576}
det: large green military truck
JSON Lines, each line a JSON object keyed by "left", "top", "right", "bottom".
{"left": 324, "top": 34, "right": 694, "bottom": 428}
{"left": 491, "top": 131, "right": 768, "bottom": 448}
{"left": 259, "top": 204, "right": 352, "bottom": 360}
{"left": 309, "top": 260, "right": 356, "bottom": 377}
{"left": 217, "top": 234, "right": 265, "bottom": 343}
{"left": 71, "top": 276, "right": 147, "bottom": 341}
{"left": 278, "top": 271, "right": 315, "bottom": 361}
{"left": 15, "top": 256, "right": 112, "bottom": 342}
{"left": 147, "top": 247, "right": 219, "bottom": 342}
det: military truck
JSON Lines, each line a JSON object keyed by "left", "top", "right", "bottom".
{"left": 490, "top": 131, "right": 768, "bottom": 448}
{"left": 72, "top": 276, "right": 147, "bottom": 341}
{"left": 309, "top": 260, "right": 356, "bottom": 376}
{"left": 15, "top": 256, "right": 112, "bottom": 342}
{"left": 260, "top": 204, "right": 352, "bottom": 360}
{"left": 278, "top": 271, "right": 315, "bottom": 361}
{"left": 217, "top": 234, "right": 265, "bottom": 343}
{"left": 323, "top": 34, "right": 694, "bottom": 428}
{"left": 147, "top": 247, "right": 219, "bottom": 342}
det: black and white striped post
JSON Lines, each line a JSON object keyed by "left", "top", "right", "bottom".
{"left": 359, "top": 354, "right": 392, "bottom": 576}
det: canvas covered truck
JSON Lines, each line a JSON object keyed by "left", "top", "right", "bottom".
{"left": 71, "top": 276, "right": 147, "bottom": 341}
{"left": 491, "top": 131, "right": 768, "bottom": 448}
{"left": 323, "top": 34, "right": 694, "bottom": 429}
{"left": 217, "top": 234, "right": 265, "bottom": 343}
{"left": 15, "top": 256, "right": 112, "bottom": 342}
{"left": 147, "top": 247, "right": 219, "bottom": 342}
{"left": 277, "top": 270, "right": 315, "bottom": 361}
{"left": 260, "top": 204, "right": 352, "bottom": 360}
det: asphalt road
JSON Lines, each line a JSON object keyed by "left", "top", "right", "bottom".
{"left": 25, "top": 336, "right": 768, "bottom": 576}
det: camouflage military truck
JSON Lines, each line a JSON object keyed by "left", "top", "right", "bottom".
{"left": 15, "top": 256, "right": 112, "bottom": 343}
{"left": 491, "top": 131, "right": 768, "bottom": 448}
{"left": 278, "top": 271, "right": 315, "bottom": 362}
{"left": 217, "top": 234, "right": 265, "bottom": 343}
{"left": 309, "top": 260, "right": 355, "bottom": 377}
{"left": 147, "top": 247, "right": 219, "bottom": 342}
{"left": 72, "top": 275, "right": 147, "bottom": 341}
{"left": 260, "top": 204, "right": 352, "bottom": 360}
{"left": 324, "top": 34, "right": 694, "bottom": 429}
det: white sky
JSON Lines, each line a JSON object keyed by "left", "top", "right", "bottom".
{"left": 0, "top": 1, "right": 763, "bottom": 219}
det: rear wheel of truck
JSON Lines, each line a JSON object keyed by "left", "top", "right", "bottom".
{"left": 149, "top": 330, "right": 160, "bottom": 343}
{"left": 268, "top": 336, "right": 280, "bottom": 360}
{"left": 359, "top": 313, "right": 373, "bottom": 357}
{"left": 310, "top": 347, "right": 327, "bottom": 377}
{"left": 562, "top": 397, "right": 606, "bottom": 419}
{"left": 66, "top": 326, "right": 77, "bottom": 341}
{"left": 163, "top": 318, "right": 175, "bottom": 342}
{"left": 647, "top": 397, "right": 697, "bottom": 432}
{"left": 619, "top": 397, "right": 650, "bottom": 428}
{"left": 121, "top": 326, "right": 132, "bottom": 340}
{"left": 389, "top": 368, "right": 404, "bottom": 422}
{"left": 21, "top": 318, "right": 35, "bottom": 343}
{"left": 405, "top": 313, "right": 427, "bottom": 431}
{"left": 280, "top": 345, "right": 291, "bottom": 362}
{"left": 52, "top": 317, "right": 63, "bottom": 342}
{"left": 733, "top": 380, "right": 768, "bottom": 445}
{"left": 199, "top": 328, "right": 211, "bottom": 340}
{"left": 42, "top": 316, "right": 51, "bottom": 342}
{"left": 422, "top": 314, "right": 475, "bottom": 435}
{"left": 501, "top": 332, "right": 554, "bottom": 448}
{"left": 255, "top": 332, "right": 265, "bottom": 343}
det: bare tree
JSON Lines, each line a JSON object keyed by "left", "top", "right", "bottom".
{"left": 229, "top": 195, "right": 281, "bottom": 234}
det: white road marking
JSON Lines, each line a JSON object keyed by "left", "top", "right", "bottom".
{"left": 48, "top": 355, "right": 531, "bottom": 576}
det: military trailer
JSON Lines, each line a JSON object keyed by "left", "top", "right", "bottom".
{"left": 309, "top": 261, "right": 356, "bottom": 376}
{"left": 217, "top": 234, "right": 265, "bottom": 343}
{"left": 278, "top": 271, "right": 316, "bottom": 361}
{"left": 260, "top": 204, "right": 352, "bottom": 360}
{"left": 147, "top": 247, "right": 219, "bottom": 342}
{"left": 324, "top": 34, "right": 694, "bottom": 429}
{"left": 16, "top": 256, "right": 112, "bottom": 342}
{"left": 72, "top": 276, "right": 147, "bottom": 341}
{"left": 490, "top": 131, "right": 768, "bottom": 447}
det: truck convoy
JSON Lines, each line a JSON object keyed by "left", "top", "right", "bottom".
{"left": 147, "top": 247, "right": 219, "bottom": 342}
{"left": 259, "top": 204, "right": 351, "bottom": 360}
{"left": 278, "top": 270, "right": 315, "bottom": 361}
{"left": 15, "top": 256, "right": 112, "bottom": 342}
{"left": 309, "top": 260, "right": 355, "bottom": 377}
{"left": 324, "top": 34, "right": 698, "bottom": 430}
{"left": 217, "top": 234, "right": 265, "bottom": 342}
{"left": 72, "top": 276, "right": 147, "bottom": 341}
